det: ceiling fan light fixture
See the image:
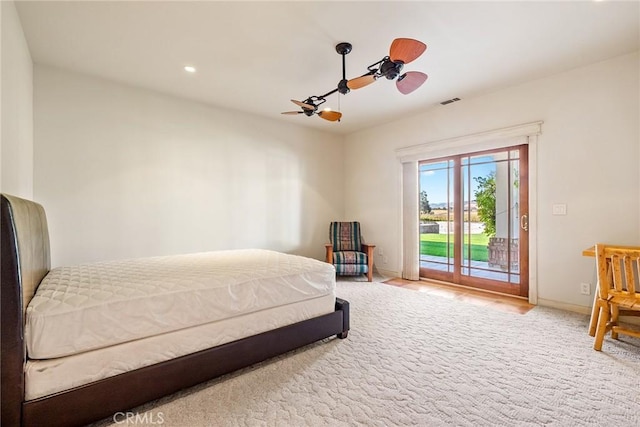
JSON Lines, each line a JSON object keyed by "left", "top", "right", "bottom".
{"left": 184, "top": 66, "right": 196, "bottom": 73}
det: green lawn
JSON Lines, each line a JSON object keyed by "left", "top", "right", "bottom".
{"left": 420, "top": 233, "right": 489, "bottom": 262}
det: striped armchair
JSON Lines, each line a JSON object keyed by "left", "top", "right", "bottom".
{"left": 325, "top": 221, "right": 375, "bottom": 282}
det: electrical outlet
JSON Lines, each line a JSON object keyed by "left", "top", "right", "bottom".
{"left": 580, "top": 283, "right": 590, "bottom": 295}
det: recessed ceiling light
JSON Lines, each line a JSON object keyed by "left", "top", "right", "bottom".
{"left": 184, "top": 66, "right": 196, "bottom": 73}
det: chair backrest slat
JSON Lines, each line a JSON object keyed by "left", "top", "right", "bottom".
{"left": 596, "top": 244, "right": 610, "bottom": 299}
{"left": 612, "top": 255, "right": 624, "bottom": 293}
{"left": 598, "top": 244, "right": 640, "bottom": 296}
{"left": 623, "top": 256, "right": 634, "bottom": 295}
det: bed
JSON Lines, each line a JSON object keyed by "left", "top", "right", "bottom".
{"left": 1, "top": 193, "right": 350, "bottom": 427}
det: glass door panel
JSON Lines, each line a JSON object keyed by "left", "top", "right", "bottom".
{"left": 419, "top": 160, "right": 455, "bottom": 278}
{"left": 461, "top": 153, "right": 500, "bottom": 280}
{"left": 419, "top": 146, "right": 529, "bottom": 297}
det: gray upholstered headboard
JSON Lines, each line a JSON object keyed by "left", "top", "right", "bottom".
{"left": 1, "top": 194, "right": 51, "bottom": 314}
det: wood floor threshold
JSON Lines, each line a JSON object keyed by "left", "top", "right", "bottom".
{"left": 382, "top": 277, "right": 535, "bottom": 315}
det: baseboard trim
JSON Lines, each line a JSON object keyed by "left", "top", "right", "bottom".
{"left": 537, "top": 298, "right": 591, "bottom": 315}
{"left": 376, "top": 268, "right": 401, "bottom": 278}
{"left": 534, "top": 298, "right": 640, "bottom": 326}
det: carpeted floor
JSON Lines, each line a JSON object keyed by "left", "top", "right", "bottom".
{"left": 92, "top": 279, "right": 640, "bottom": 426}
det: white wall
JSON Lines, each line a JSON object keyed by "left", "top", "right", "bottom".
{"left": 1, "top": 0, "right": 33, "bottom": 198}
{"left": 344, "top": 52, "right": 639, "bottom": 309}
{"left": 34, "top": 65, "right": 344, "bottom": 267}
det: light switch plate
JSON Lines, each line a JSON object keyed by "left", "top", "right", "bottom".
{"left": 552, "top": 204, "right": 567, "bottom": 215}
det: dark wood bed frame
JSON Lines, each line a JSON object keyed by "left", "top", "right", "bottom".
{"left": 1, "top": 194, "right": 350, "bottom": 427}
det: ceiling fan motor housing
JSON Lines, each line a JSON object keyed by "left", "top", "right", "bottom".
{"left": 381, "top": 59, "right": 404, "bottom": 80}
{"left": 302, "top": 98, "right": 317, "bottom": 116}
{"left": 337, "top": 79, "right": 350, "bottom": 94}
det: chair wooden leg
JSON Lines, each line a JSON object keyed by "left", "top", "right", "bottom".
{"left": 325, "top": 245, "right": 333, "bottom": 264}
{"left": 594, "top": 300, "right": 610, "bottom": 351}
{"left": 364, "top": 245, "right": 374, "bottom": 282}
{"left": 611, "top": 305, "right": 619, "bottom": 340}
{"left": 588, "top": 289, "right": 599, "bottom": 337}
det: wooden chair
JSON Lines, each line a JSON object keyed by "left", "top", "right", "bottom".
{"left": 325, "top": 222, "right": 375, "bottom": 282}
{"left": 593, "top": 243, "right": 640, "bottom": 351}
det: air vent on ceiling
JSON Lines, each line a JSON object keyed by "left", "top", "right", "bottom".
{"left": 440, "top": 97, "right": 461, "bottom": 105}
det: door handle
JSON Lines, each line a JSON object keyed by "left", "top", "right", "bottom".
{"left": 520, "top": 214, "right": 529, "bottom": 232}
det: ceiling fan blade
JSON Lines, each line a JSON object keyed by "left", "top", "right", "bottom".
{"left": 347, "top": 74, "right": 377, "bottom": 90}
{"left": 389, "top": 38, "right": 427, "bottom": 64}
{"left": 396, "top": 71, "right": 428, "bottom": 95}
{"left": 281, "top": 111, "right": 302, "bottom": 115}
{"left": 318, "top": 110, "right": 342, "bottom": 122}
{"left": 291, "top": 99, "right": 315, "bottom": 110}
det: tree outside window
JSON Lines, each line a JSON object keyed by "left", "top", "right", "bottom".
{"left": 420, "top": 191, "right": 432, "bottom": 215}
{"left": 474, "top": 172, "right": 496, "bottom": 237}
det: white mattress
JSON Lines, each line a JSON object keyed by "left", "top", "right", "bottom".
{"left": 26, "top": 249, "right": 335, "bottom": 359}
{"left": 25, "top": 293, "right": 335, "bottom": 400}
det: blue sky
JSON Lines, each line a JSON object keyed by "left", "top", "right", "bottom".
{"left": 419, "top": 157, "right": 497, "bottom": 204}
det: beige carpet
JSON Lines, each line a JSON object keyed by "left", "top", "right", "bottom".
{"left": 92, "top": 279, "right": 640, "bottom": 426}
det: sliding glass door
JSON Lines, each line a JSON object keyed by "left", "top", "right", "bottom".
{"left": 419, "top": 145, "right": 528, "bottom": 297}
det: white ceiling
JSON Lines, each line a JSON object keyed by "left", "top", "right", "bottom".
{"left": 15, "top": 1, "right": 640, "bottom": 135}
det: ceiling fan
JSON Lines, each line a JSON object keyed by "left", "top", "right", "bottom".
{"left": 347, "top": 38, "right": 428, "bottom": 95}
{"left": 281, "top": 97, "right": 342, "bottom": 122}
{"left": 281, "top": 42, "right": 354, "bottom": 122}
{"left": 282, "top": 38, "right": 427, "bottom": 122}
